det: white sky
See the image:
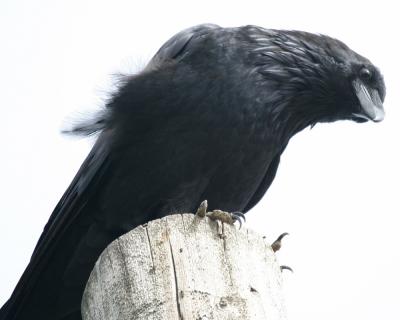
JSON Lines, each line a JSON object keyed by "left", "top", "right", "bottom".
{"left": 0, "top": 1, "right": 399, "bottom": 319}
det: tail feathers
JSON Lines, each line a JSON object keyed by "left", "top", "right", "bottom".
{"left": 0, "top": 299, "right": 13, "bottom": 320}
{"left": 0, "top": 300, "right": 82, "bottom": 320}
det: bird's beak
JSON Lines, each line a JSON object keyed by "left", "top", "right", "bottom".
{"left": 352, "top": 79, "right": 385, "bottom": 122}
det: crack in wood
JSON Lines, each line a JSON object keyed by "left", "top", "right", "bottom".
{"left": 144, "top": 226, "right": 155, "bottom": 272}
{"left": 221, "top": 223, "right": 233, "bottom": 287}
{"left": 168, "top": 237, "right": 184, "bottom": 320}
{"left": 116, "top": 239, "right": 134, "bottom": 303}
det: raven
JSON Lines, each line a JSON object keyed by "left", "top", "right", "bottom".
{"left": 0, "top": 24, "right": 385, "bottom": 320}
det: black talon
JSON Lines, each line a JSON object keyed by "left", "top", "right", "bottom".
{"left": 231, "top": 211, "right": 246, "bottom": 222}
{"left": 233, "top": 217, "right": 242, "bottom": 229}
{"left": 271, "top": 232, "right": 289, "bottom": 252}
{"left": 280, "top": 265, "right": 293, "bottom": 273}
{"left": 231, "top": 211, "right": 245, "bottom": 229}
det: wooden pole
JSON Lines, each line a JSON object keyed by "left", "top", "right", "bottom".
{"left": 81, "top": 214, "right": 287, "bottom": 320}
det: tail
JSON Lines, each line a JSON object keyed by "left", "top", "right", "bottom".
{"left": 0, "top": 299, "right": 11, "bottom": 320}
{"left": 0, "top": 300, "right": 82, "bottom": 320}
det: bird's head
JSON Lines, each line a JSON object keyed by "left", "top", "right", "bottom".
{"left": 247, "top": 26, "right": 386, "bottom": 128}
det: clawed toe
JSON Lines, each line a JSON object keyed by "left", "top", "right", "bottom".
{"left": 271, "top": 233, "right": 292, "bottom": 273}
{"left": 231, "top": 211, "right": 246, "bottom": 229}
{"left": 206, "top": 210, "right": 235, "bottom": 225}
{"left": 280, "top": 265, "right": 293, "bottom": 273}
{"left": 271, "top": 232, "right": 289, "bottom": 252}
{"left": 195, "top": 200, "right": 208, "bottom": 217}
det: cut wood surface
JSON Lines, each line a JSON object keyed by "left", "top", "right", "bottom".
{"left": 82, "top": 214, "right": 287, "bottom": 320}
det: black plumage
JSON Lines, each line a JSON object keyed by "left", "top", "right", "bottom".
{"left": 0, "top": 24, "right": 385, "bottom": 320}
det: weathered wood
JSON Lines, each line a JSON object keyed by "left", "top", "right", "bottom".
{"left": 82, "top": 214, "right": 287, "bottom": 320}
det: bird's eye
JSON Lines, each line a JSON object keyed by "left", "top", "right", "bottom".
{"left": 359, "top": 68, "right": 372, "bottom": 81}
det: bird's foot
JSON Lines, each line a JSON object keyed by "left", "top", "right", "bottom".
{"left": 195, "top": 200, "right": 246, "bottom": 228}
{"left": 207, "top": 210, "right": 246, "bottom": 228}
{"left": 271, "top": 232, "right": 289, "bottom": 252}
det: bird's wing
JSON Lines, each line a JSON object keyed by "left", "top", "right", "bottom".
{"left": 33, "top": 134, "right": 111, "bottom": 256}
{"left": 244, "top": 154, "right": 281, "bottom": 212}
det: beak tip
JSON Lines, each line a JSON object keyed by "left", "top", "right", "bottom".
{"left": 372, "top": 109, "right": 385, "bottom": 122}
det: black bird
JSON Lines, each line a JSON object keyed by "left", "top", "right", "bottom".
{"left": 0, "top": 24, "right": 385, "bottom": 320}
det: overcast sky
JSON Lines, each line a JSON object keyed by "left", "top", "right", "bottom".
{"left": 1, "top": 1, "right": 399, "bottom": 319}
